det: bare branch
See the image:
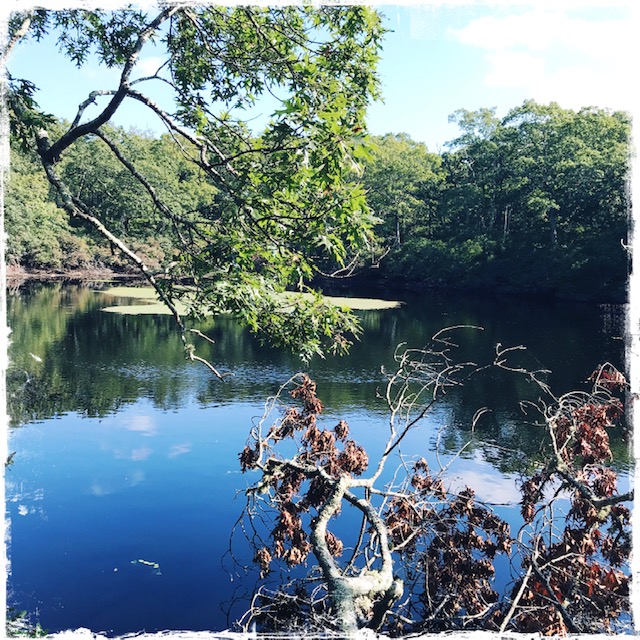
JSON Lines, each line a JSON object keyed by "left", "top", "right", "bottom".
{"left": 70, "top": 89, "right": 115, "bottom": 128}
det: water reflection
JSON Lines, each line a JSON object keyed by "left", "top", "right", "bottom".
{"left": 6, "top": 281, "right": 629, "bottom": 634}
{"left": 7, "top": 282, "right": 629, "bottom": 469}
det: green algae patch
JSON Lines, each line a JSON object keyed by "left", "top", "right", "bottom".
{"left": 101, "top": 302, "right": 189, "bottom": 315}
{"left": 297, "top": 294, "right": 401, "bottom": 310}
{"left": 98, "top": 286, "right": 190, "bottom": 315}
{"left": 98, "top": 285, "right": 401, "bottom": 314}
{"left": 99, "top": 286, "right": 161, "bottom": 300}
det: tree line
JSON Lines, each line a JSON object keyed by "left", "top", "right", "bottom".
{"left": 364, "top": 101, "right": 630, "bottom": 302}
{"left": 6, "top": 99, "right": 630, "bottom": 303}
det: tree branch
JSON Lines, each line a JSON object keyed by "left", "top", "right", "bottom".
{"left": 530, "top": 558, "right": 581, "bottom": 634}
{"left": 1, "top": 13, "right": 33, "bottom": 67}
{"left": 93, "top": 129, "right": 194, "bottom": 248}
{"left": 44, "top": 7, "right": 179, "bottom": 163}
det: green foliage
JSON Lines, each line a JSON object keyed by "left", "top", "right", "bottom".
{"left": 5, "top": 5, "right": 386, "bottom": 359}
{"left": 447, "top": 106, "right": 500, "bottom": 147}
{"left": 56, "top": 127, "right": 219, "bottom": 271}
{"left": 4, "top": 144, "right": 93, "bottom": 270}
{"left": 375, "top": 101, "right": 630, "bottom": 302}
{"left": 6, "top": 77, "right": 56, "bottom": 152}
{"left": 363, "top": 133, "right": 444, "bottom": 247}
{"left": 11, "top": 9, "right": 150, "bottom": 68}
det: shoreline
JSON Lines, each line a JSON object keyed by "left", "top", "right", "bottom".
{"left": 5, "top": 265, "right": 142, "bottom": 285}
{"left": 5, "top": 266, "right": 627, "bottom": 307}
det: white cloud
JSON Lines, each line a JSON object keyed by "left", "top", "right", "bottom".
{"left": 485, "top": 51, "right": 545, "bottom": 88}
{"left": 454, "top": 12, "right": 559, "bottom": 51}
{"left": 127, "top": 469, "right": 146, "bottom": 487}
{"left": 168, "top": 442, "right": 191, "bottom": 458}
{"left": 131, "top": 447, "right": 153, "bottom": 461}
{"left": 532, "top": 63, "right": 632, "bottom": 111}
{"left": 451, "top": 9, "right": 637, "bottom": 111}
{"left": 126, "top": 415, "right": 157, "bottom": 437}
{"left": 90, "top": 483, "right": 110, "bottom": 496}
{"left": 453, "top": 11, "right": 633, "bottom": 56}
{"left": 448, "top": 468, "right": 521, "bottom": 505}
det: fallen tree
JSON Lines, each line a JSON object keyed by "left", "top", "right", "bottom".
{"left": 234, "top": 328, "right": 632, "bottom": 635}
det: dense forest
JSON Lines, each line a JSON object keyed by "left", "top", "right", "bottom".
{"left": 5, "top": 99, "right": 631, "bottom": 302}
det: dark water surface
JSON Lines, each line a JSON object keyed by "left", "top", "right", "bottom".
{"left": 5, "top": 282, "right": 629, "bottom": 635}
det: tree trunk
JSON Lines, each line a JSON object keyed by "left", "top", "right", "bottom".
{"left": 310, "top": 477, "right": 402, "bottom": 635}
{"left": 549, "top": 209, "right": 558, "bottom": 246}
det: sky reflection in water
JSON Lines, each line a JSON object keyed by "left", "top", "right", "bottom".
{"left": 6, "top": 284, "right": 628, "bottom": 635}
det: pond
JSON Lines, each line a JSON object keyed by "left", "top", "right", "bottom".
{"left": 5, "top": 282, "right": 630, "bottom": 635}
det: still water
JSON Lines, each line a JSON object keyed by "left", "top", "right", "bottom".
{"left": 5, "top": 282, "right": 628, "bottom": 635}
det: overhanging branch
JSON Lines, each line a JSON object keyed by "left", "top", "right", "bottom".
{"left": 44, "top": 6, "right": 179, "bottom": 163}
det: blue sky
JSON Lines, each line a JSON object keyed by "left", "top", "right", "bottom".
{"left": 3, "top": 1, "right": 639, "bottom": 152}
{"left": 370, "top": 3, "right": 638, "bottom": 150}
